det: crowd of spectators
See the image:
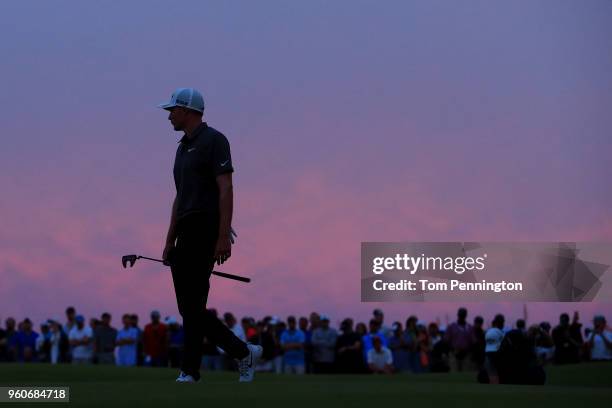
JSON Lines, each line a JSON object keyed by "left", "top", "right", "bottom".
{"left": 1, "top": 306, "right": 610, "bottom": 379}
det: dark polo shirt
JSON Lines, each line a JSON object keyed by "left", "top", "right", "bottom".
{"left": 173, "top": 122, "right": 234, "bottom": 221}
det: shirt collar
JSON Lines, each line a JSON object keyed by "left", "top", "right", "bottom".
{"left": 178, "top": 122, "right": 208, "bottom": 144}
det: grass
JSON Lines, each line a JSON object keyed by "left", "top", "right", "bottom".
{"left": 0, "top": 362, "right": 611, "bottom": 407}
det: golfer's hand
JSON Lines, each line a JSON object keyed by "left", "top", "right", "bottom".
{"left": 214, "top": 235, "right": 232, "bottom": 265}
{"left": 162, "top": 243, "right": 174, "bottom": 266}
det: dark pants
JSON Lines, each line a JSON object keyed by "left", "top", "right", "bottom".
{"left": 170, "top": 213, "right": 248, "bottom": 379}
{"left": 168, "top": 346, "right": 182, "bottom": 368}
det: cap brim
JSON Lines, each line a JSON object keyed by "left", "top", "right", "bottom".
{"left": 157, "top": 101, "right": 176, "bottom": 110}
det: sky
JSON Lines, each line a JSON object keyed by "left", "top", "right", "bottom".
{"left": 1, "top": 0, "right": 611, "bottom": 329}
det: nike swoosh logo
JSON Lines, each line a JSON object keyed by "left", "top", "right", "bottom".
{"left": 188, "top": 148, "right": 196, "bottom": 152}
{"left": 220, "top": 160, "right": 229, "bottom": 166}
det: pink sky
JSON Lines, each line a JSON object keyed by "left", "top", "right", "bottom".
{"left": 1, "top": 0, "right": 611, "bottom": 328}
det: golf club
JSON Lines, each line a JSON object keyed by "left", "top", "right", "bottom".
{"left": 121, "top": 254, "right": 251, "bottom": 283}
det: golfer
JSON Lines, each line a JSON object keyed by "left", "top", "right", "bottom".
{"left": 158, "top": 88, "right": 262, "bottom": 383}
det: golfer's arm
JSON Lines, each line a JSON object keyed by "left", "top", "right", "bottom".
{"left": 216, "top": 173, "right": 233, "bottom": 239}
{"left": 165, "top": 195, "right": 178, "bottom": 246}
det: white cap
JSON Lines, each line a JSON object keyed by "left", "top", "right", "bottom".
{"left": 158, "top": 88, "right": 205, "bottom": 113}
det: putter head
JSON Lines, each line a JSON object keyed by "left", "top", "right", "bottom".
{"left": 121, "top": 255, "right": 138, "bottom": 268}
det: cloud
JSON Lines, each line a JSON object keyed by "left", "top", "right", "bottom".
{"left": 1, "top": 157, "right": 610, "bottom": 327}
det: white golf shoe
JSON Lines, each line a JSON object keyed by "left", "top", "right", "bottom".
{"left": 176, "top": 371, "right": 199, "bottom": 383}
{"left": 238, "top": 343, "right": 263, "bottom": 382}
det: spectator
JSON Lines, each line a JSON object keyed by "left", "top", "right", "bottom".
{"left": 280, "top": 316, "right": 306, "bottom": 374}
{"left": 57, "top": 322, "right": 71, "bottom": 364}
{"left": 0, "top": 321, "right": 4, "bottom": 361}
{"left": 298, "top": 317, "right": 309, "bottom": 334}
{"left": 69, "top": 315, "right": 93, "bottom": 364}
{"left": 63, "top": 307, "right": 76, "bottom": 337}
{"left": 355, "top": 322, "right": 367, "bottom": 337}
{"left": 63, "top": 307, "right": 76, "bottom": 363}
{"left": 534, "top": 322, "right": 554, "bottom": 364}
{"left": 444, "top": 307, "right": 474, "bottom": 371}
{"left": 309, "top": 312, "right": 321, "bottom": 332}
{"left": 311, "top": 315, "right": 337, "bottom": 373}
{"left": 35, "top": 322, "right": 51, "bottom": 362}
{"left": 362, "top": 319, "right": 389, "bottom": 363}
{"left": 268, "top": 317, "right": 284, "bottom": 374}
{"left": 166, "top": 317, "right": 184, "bottom": 368}
{"left": 16, "top": 318, "right": 39, "bottom": 362}
{"left": 483, "top": 314, "right": 505, "bottom": 384}
{"left": 552, "top": 312, "right": 582, "bottom": 364}
{"left": 90, "top": 318, "right": 99, "bottom": 330}
{"left": 336, "top": 318, "right": 364, "bottom": 374}
{"left": 253, "top": 319, "right": 277, "bottom": 372}
{"left": 242, "top": 317, "right": 257, "bottom": 342}
{"left": 356, "top": 322, "right": 367, "bottom": 335}
{"left": 130, "top": 314, "right": 144, "bottom": 366}
{"left": 143, "top": 310, "right": 167, "bottom": 367}
{"left": 388, "top": 322, "right": 410, "bottom": 372}
{"left": 116, "top": 314, "right": 138, "bottom": 366}
{"left": 0, "top": 317, "right": 17, "bottom": 362}
{"left": 299, "top": 316, "right": 313, "bottom": 373}
{"left": 429, "top": 323, "right": 450, "bottom": 373}
{"left": 373, "top": 309, "right": 392, "bottom": 338}
{"left": 405, "top": 316, "right": 420, "bottom": 373}
{"left": 416, "top": 323, "right": 431, "bottom": 371}
{"left": 367, "top": 336, "right": 393, "bottom": 374}
{"left": 47, "top": 321, "right": 62, "bottom": 364}
{"left": 471, "top": 316, "right": 486, "bottom": 370}
{"left": 516, "top": 319, "right": 526, "bottom": 333}
{"left": 89, "top": 318, "right": 99, "bottom": 364}
{"left": 94, "top": 313, "right": 117, "bottom": 365}
{"left": 306, "top": 313, "right": 321, "bottom": 373}
{"left": 429, "top": 322, "right": 443, "bottom": 347}
{"left": 586, "top": 315, "right": 611, "bottom": 361}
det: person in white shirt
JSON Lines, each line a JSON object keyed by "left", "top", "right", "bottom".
{"left": 484, "top": 314, "right": 505, "bottom": 384}
{"left": 587, "top": 315, "right": 612, "bottom": 361}
{"left": 367, "top": 336, "right": 393, "bottom": 374}
{"left": 48, "top": 321, "right": 62, "bottom": 364}
{"left": 69, "top": 315, "right": 93, "bottom": 364}
{"left": 36, "top": 320, "right": 62, "bottom": 364}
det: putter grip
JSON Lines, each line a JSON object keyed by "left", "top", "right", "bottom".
{"left": 212, "top": 271, "right": 250, "bottom": 283}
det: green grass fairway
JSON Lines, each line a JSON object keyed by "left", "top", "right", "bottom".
{"left": 1, "top": 362, "right": 611, "bottom": 407}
